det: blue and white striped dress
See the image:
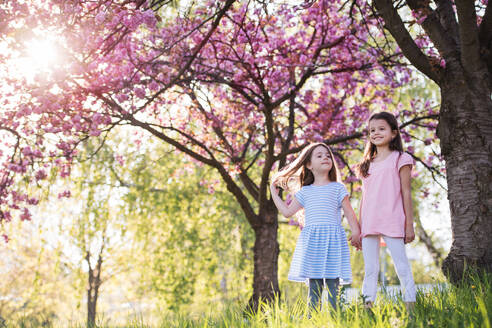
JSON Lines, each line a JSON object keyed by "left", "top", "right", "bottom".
{"left": 288, "top": 182, "right": 352, "bottom": 285}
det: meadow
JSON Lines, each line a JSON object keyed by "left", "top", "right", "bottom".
{"left": 5, "top": 273, "right": 491, "bottom": 328}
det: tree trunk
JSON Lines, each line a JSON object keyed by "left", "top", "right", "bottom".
{"left": 86, "top": 250, "right": 103, "bottom": 328}
{"left": 439, "top": 72, "right": 492, "bottom": 283}
{"left": 87, "top": 281, "right": 97, "bottom": 328}
{"left": 248, "top": 209, "right": 280, "bottom": 311}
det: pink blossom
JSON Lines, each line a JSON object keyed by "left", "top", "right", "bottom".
{"left": 58, "top": 190, "right": 71, "bottom": 199}
{"left": 344, "top": 175, "right": 358, "bottom": 183}
{"left": 134, "top": 87, "right": 146, "bottom": 99}
{"left": 3, "top": 211, "right": 12, "bottom": 222}
{"left": 116, "top": 93, "right": 129, "bottom": 102}
{"left": 20, "top": 207, "right": 31, "bottom": 221}
{"left": 149, "top": 80, "right": 160, "bottom": 92}
{"left": 114, "top": 154, "right": 125, "bottom": 166}
{"left": 288, "top": 218, "right": 299, "bottom": 226}
{"left": 142, "top": 9, "right": 156, "bottom": 28}
{"left": 27, "top": 197, "right": 39, "bottom": 205}
{"left": 35, "top": 169, "right": 48, "bottom": 181}
{"left": 89, "top": 129, "right": 101, "bottom": 137}
{"left": 0, "top": 0, "right": 440, "bottom": 230}
{"left": 95, "top": 11, "right": 106, "bottom": 24}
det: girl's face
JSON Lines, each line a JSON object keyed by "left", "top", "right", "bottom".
{"left": 369, "top": 119, "right": 397, "bottom": 147}
{"left": 307, "top": 145, "right": 333, "bottom": 174}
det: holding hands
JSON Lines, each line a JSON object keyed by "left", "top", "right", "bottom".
{"left": 349, "top": 232, "right": 362, "bottom": 251}
{"left": 340, "top": 196, "right": 362, "bottom": 251}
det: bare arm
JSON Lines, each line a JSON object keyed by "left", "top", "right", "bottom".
{"left": 400, "top": 165, "right": 415, "bottom": 244}
{"left": 341, "top": 196, "right": 361, "bottom": 248}
{"left": 359, "top": 193, "right": 363, "bottom": 227}
{"left": 270, "top": 183, "right": 303, "bottom": 218}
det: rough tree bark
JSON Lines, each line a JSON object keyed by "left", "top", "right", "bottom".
{"left": 439, "top": 74, "right": 492, "bottom": 282}
{"left": 250, "top": 209, "right": 280, "bottom": 310}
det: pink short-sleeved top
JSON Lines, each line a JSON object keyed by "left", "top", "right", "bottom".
{"left": 360, "top": 151, "right": 415, "bottom": 238}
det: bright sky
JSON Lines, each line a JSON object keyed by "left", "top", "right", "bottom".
{"left": 6, "top": 34, "right": 62, "bottom": 83}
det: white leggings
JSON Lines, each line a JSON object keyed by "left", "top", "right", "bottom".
{"left": 362, "top": 235, "right": 416, "bottom": 302}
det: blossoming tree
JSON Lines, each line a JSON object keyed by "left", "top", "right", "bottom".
{"left": 1, "top": 0, "right": 438, "bottom": 306}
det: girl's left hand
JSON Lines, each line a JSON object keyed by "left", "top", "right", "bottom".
{"left": 270, "top": 181, "right": 279, "bottom": 195}
{"left": 404, "top": 225, "right": 415, "bottom": 244}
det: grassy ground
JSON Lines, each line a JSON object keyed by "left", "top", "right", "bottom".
{"left": 5, "top": 273, "right": 491, "bottom": 328}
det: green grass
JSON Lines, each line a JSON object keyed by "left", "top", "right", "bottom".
{"left": 4, "top": 273, "right": 491, "bottom": 328}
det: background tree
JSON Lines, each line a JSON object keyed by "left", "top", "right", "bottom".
{"left": 67, "top": 140, "right": 133, "bottom": 327}
{"left": 114, "top": 139, "right": 255, "bottom": 312}
{"left": 0, "top": 219, "right": 77, "bottom": 325}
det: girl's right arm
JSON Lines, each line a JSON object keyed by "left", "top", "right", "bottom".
{"left": 270, "top": 182, "right": 303, "bottom": 218}
{"left": 341, "top": 196, "right": 361, "bottom": 249}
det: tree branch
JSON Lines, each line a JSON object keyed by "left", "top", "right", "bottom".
{"left": 455, "top": 0, "right": 484, "bottom": 73}
{"left": 333, "top": 150, "right": 357, "bottom": 178}
{"left": 239, "top": 171, "right": 259, "bottom": 200}
{"left": 270, "top": 36, "right": 347, "bottom": 109}
{"left": 406, "top": 151, "right": 447, "bottom": 191}
{"left": 244, "top": 145, "right": 264, "bottom": 173}
{"left": 435, "top": 0, "right": 460, "bottom": 48}
{"left": 400, "top": 114, "right": 439, "bottom": 129}
{"left": 186, "top": 87, "right": 236, "bottom": 156}
{"left": 279, "top": 90, "right": 297, "bottom": 170}
{"left": 0, "top": 126, "right": 22, "bottom": 160}
{"left": 259, "top": 105, "right": 276, "bottom": 219}
{"left": 478, "top": 1, "right": 492, "bottom": 84}
{"left": 194, "top": 74, "right": 261, "bottom": 107}
{"left": 406, "top": 0, "right": 459, "bottom": 59}
{"left": 407, "top": 0, "right": 459, "bottom": 60}
{"left": 274, "top": 132, "right": 364, "bottom": 163}
{"left": 373, "top": 0, "right": 441, "bottom": 82}
{"left": 414, "top": 215, "right": 444, "bottom": 268}
{"left": 136, "top": 0, "right": 236, "bottom": 112}
{"left": 130, "top": 117, "right": 262, "bottom": 226}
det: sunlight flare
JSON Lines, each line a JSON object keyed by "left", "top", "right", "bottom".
{"left": 14, "top": 37, "right": 61, "bottom": 81}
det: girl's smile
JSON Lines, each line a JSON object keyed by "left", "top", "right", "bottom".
{"left": 369, "top": 119, "right": 397, "bottom": 146}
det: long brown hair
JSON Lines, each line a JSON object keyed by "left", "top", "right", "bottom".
{"left": 356, "top": 112, "right": 404, "bottom": 178}
{"left": 272, "top": 142, "right": 340, "bottom": 191}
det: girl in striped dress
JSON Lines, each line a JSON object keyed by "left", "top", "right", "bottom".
{"left": 270, "top": 142, "right": 361, "bottom": 311}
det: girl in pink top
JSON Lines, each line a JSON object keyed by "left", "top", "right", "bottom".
{"left": 356, "top": 112, "right": 416, "bottom": 309}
